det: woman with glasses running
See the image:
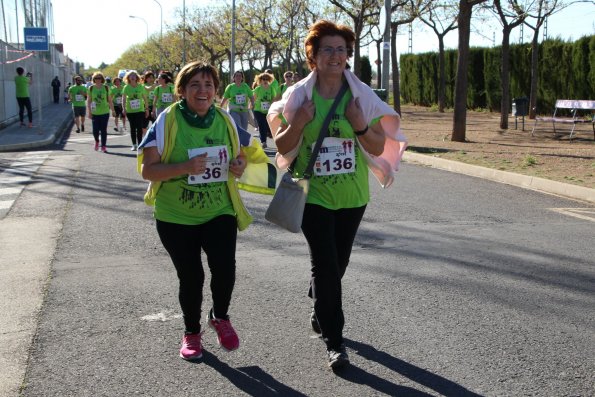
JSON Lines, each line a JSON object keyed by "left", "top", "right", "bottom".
{"left": 268, "top": 20, "right": 407, "bottom": 369}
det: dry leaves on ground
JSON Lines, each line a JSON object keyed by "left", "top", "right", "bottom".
{"left": 400, "top": 105, "right": 595, "bottom": 189}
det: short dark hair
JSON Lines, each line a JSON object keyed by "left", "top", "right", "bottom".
{"left": 16, "top": 67, "right": 24, "bottom": 75}
{"left": 175, "top": 61, "right": 220, "bottom": 97}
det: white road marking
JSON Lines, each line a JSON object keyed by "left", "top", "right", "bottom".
{"left": 0, "top": 152, "right": 50, "bottom": 217}
{"left": 549, "top": 208, "right": 595, "bottom": 222}
{"left": 141, "top": 312, "right": 183, "bottom": 322}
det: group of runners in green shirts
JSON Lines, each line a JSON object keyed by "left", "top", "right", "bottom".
{"left": 63, "top": 67, "right": 299, "bottom": 152}
{"left": 67, "top": 70, "right": 176, "bottom": 152}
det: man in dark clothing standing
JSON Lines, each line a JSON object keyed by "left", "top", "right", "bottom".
{"left": 51, "top": 76, "right": 61, "bottom": 103}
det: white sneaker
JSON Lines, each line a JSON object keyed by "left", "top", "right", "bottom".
{"left": 131, "top": 145, "right": 137, "bottom": 151}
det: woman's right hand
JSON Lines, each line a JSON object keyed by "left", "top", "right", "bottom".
{"left": 293, "top": 100, "right": 315, "bottom": 128}
{"left": 186, "top": 152, "right": 208, "bottom": 175}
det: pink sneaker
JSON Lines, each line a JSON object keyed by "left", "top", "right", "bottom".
{"left": 207, "top": 312, "right": 239, "bottom": 351}
{"left": 180, "top": 332, "right": 203, "bottom": 360}
{"left": 94, "top": 141, "right": 99, "bottom": 151}
{"left": 101, "top": 146, "right": 107, "bottom": 153}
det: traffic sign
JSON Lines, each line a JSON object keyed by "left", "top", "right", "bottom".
{"left": 24, "top": 27, "right": 49, "bottom": 51}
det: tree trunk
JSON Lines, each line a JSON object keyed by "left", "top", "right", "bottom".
{"left": 452, "top": 0, "right": 474, "bottom": 142}
{"left": 499, "top": 27, "right": 512, "bottom": 129}
{"left": 528, "top": 29, "right": 540, "bottom": 119}
{"left": 391, "top": 23, "right": 401, "bottom": 115}
{"left": 438, "top": 35, "right": 446, "bottom": 113}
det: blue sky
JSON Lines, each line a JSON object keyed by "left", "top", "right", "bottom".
{"left": 52, "top": 0, "right": 595, "bottom": 68}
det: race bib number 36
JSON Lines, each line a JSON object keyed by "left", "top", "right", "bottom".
{"left": 314, "top": 137, "right": 355, "bottom": 176}
{"left": 187, "top": 145, "right": 230, "bottom": 184}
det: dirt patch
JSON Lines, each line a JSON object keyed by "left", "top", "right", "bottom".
{"left": 400, "top": 105, "right": 595, "bottom": 189}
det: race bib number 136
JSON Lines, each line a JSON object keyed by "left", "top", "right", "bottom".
{"left": 187, "top": 145, "right": 230, "bottom": 184}
{"left": 314, "top": 137, "right": 355, "bottom": 176}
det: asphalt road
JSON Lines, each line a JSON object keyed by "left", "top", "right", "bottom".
{"left": 1, "top": 123, "right": 594, "bottom": 396}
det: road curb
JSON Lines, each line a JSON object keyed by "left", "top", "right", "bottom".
{"left": 402, "top": 151, "right": 595, "bottom": 204}
{"left": 0, "top": 116, "right": 73, "bottom": 152}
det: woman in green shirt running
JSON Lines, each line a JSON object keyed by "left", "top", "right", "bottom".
{"left": 220, "top": 70, "right": 254, "bottom": 130}
{"left": 87, "top": 72, "right": 115, "bottom": 152}
{"left": 140, "top": 61, "right": 248, "bottom": 361}
{"left": 272, "top": 20, "right": 390, "bottom": 369}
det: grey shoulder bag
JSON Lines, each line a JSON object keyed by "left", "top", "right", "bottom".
{"left": 265, "top": 81, "right": 349, "bottom": 233}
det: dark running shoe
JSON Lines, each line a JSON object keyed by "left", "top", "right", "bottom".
{"left": 310, "top": 308, "right": 321, "bottom": 334}
{"left": 327, "top": 344, "right": 349, "bottom": 369}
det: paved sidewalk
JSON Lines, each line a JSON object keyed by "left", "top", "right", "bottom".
{"left": 0, "top": 103, "right": 73, "bottom": 152}
{"left": 0, "top": 104, "right": 592, "bottom": 204}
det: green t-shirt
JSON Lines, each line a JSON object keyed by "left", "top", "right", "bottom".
{"left": 223, "top": 83, "right": 253, "bottom": 112}
{"left": 145, "top": 84, "right": 156, "bottom": 106}
{"left": 270, "top": 79, "right": 279, "bottom": 98}
{"left": 292, "top": 88, "right": 370, "bottom": 210}
{"left": 122, "top": 84, "right": 147, "bottom": 113}
{"left": 253, "top": 85, "right": 274, "bottom": 114}
{"left": 69, "top": 85, "right": 88, "bottom": 107}
{"left": 110, "top": 86, "right": 123, "bottom": 107}
{"left": 88, "top": 85, "right": 111, "bottom": 115}
{"left": 15, "top": 75, "right": 30, "bottom": 98}
{"left": 154, "top": 109, "right": 235, "bottom": 225}
{"left": 153, "top": 84, "right": 175, "bottom": 109}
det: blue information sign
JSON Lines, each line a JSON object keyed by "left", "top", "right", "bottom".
{"left": 24, "top": 27, "right": 49, "bottom": 51}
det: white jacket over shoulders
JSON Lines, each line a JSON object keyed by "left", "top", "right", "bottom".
{"left": 267, "top": 69, "right": 407, "bottom": 188}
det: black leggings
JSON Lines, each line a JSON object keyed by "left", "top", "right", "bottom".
{"left": 301, "top": 203, "right": 366, "bottom": 350}
{"left": 127, "top": 112, "right": 144, "bottom": 145}
{"left": 156, "top": 215, "right": 237, "bottom": 333}
{"left": 91, "top": 113, "right": 109, "bottom": 146}
{"left": 17, "top": 97, "right": 32, "bottom": 123}
{"left": 253, "top": 111, "right": 271, "bottom": 143}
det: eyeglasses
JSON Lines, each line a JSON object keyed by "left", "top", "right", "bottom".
{"left": 319, "top": 46, "right": 348, "bottom": 56}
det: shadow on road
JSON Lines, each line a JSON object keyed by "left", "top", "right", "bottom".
{"left": 343, "top": 339, "right": 485, "bottom": 397}
{"left": 196, "top": 350, "right": 308, "bottom": 396}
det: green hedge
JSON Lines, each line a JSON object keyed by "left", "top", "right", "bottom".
{"left": 400, "top": 35, "right": 595, "bottom": 113}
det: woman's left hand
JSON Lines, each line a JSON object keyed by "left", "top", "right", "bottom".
{"left": 229, "top": 153, "right": 247, "bottom": 178}
{"left": 345, "top": 97, "right": 367, "bottom": 132}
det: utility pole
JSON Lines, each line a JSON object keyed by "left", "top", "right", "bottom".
{"left": 182, "top": 0, "right": 186, "bottom": 65}
{"left": 381, "top": 0, "right": 391, "bottom": 92}
{"left": 231, "top": 0, "right": 236, "bottom": 76}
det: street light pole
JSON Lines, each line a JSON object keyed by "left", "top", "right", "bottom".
{"left": 152, "top": 0, "right": 163, "bottom": 70}
{"left": 129, "top": 15, "right": 149, "bottom": 41}
{"left": 230, "top": 0, "right": 236, "bottom": 76}
{"left": 182, "top": 0, "right": 186, "bottom": 65}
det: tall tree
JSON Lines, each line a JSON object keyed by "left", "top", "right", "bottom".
{"left": 419, "top": 1, "right": 458, "bottom": 113}
{"left": 523, "top": 0, "right": 571, "bottom": 119}
{"left": 452, "top": 0, "right": 487, "bottom": 142}
{"left": 390, "top": 0, "right": 432, "bottom": 114}
{"left": 492, "top": 0, "right": 526, "bottom": 129}
{"left": 327, "top": 0, "right": 382, "bottom": 77}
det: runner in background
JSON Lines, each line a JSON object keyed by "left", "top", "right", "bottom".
{"left": 265, "top": 68, "right": 279, "bottom": 100}
{"left": 69, "top": 75, "right": 88, "bottom": 133}
{"left": 279, "top": 71, "right": 294, "bottom": 97}
{"left": 121, "top": 70, "right": 148, "bottom": 150}
{"left": 110, "top": 77, "right": 126, "bottom": 132}
{"left": 152, "top": 72, "right": 176, "bottom": 119}
{"left": 143, "top": 71, "right": 157, "bottom": 136}
{"left": 252, "top": 72, "right": 274, "bottom": 148}
{"left": 220, "top": 70, "right": 254, "bottom": 130}
{"left": 87, "top": 72, "right": 115, "bottom": 153}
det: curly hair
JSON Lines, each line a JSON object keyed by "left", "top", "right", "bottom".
{"left": 304, "top": 20, "right": 355, "bottom": 71}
